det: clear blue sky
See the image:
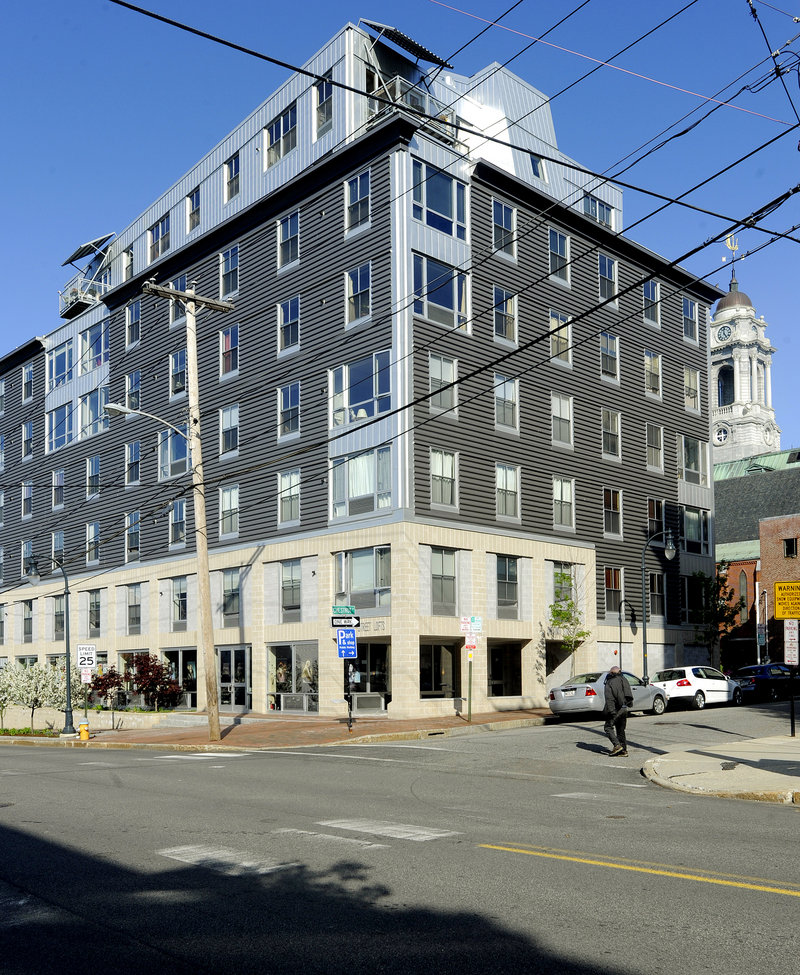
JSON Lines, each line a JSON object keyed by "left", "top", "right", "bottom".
{"left": 3, "top": 1, "right": 798, "bottom": 447}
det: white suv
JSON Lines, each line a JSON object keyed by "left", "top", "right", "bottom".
{"left": 651, "top": 666, "right": 743, "bottom": 710}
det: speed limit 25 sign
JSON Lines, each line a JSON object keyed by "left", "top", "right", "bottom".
{"left": 76, "top": 644, "right": 97, "bottom": 668}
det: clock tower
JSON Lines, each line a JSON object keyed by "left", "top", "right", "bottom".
{"left": 710, "top": 264, "right": 780, "bottom": 462}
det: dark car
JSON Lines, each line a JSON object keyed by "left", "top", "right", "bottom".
{"left": 733, "top": 664, "right": 793, "bottom": 701}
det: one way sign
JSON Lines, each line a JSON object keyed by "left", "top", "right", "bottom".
{"left": 331, "top": 615, "right": 360, "bottom": 628}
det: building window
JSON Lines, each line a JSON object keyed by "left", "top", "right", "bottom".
{"left": 172, "top": 576, "right": 188, "bottom": 631}
{"left": 739, "top": 570, "right": 748, "bottom": 623}
{"left": 47, "top": 405, "right": 73, "bottom": 452}
{"left": 86, "top": 522, "right": 100, "bottom": 564}
{"left": 222, "top": 568, "right": 240, "bottom": 627}
{"left": 683, "top": 297, "right": 698, "bottom": 341}
{"left": 0, "top": 490, "right": 3, "bottom": 526}
{"left": 86, "top": 456, "right": 100, "bottom": 498}
{"left": 553, "top": 477, "right": 574, "bottom": 529}
{"left": 281, "top": 560, "right": 301, "bottom": 622}
{"left": 346, "top": 170, "right": 370, "bottom": 230}
{"left": 551, "top": 392, "right": 573, "bottom": 446}
{"left": 347, "top": 263, "right": 371, "bottom": 323}
{"left": 648, "top": 497, "right": 665, "bottom": 537}
{"left": 125, "top": 512, "right": 140, "bottom": 562}
{"left": 158, "top": 424, "right": 190, "bottom": 480}
{"left": 494, "top": 373, "right": 518, "bottom": 430}
{"left": 0, "top": 379, "right": 4, "bottom": 414}
{"left": 21, "top": 480, "right": 32, "bottom": 519}
{"left": 220, "top": 404, "right": 239, "bottom": 454}
{"left": 170, "top": 274, "right": 187, "bottom": 323}
{"left": 599, "top": 254, "right": 617, "bottom": 301}
{"left": 602, "top": 409, "right": 621, "bottom": 459}
{"left": 646, "top": 424, "right": 664, "bottom": 471}
{"left": 681, "top": 506, "right": 710, "bottom": 554}
{"left": 680, "top": 436, "right": 707, "bottom": 485}
{"left": 430, "top": 449, "right": 457, "bottom": 507}
{"left": 220, "top": 484, "right": 239, "bottom": 537}
{"left": 125, "top": 441, "right": 140, "bottom": 486}
{"left": 278, "top": 382, "right": 300, "bottom": 436}
{"left": 52, "top": 530, "right": 64, "bottom": 565}
{"left": 600, "top": 332, "right": 619, "bottom": 380}
{"left": 603, "top": 487, "right": 622, "bottom": 536}
{"left": 680, "top": 575, "right": 706, "bottom": 624}
{"left": 496, "top": 464, "right": 520, "bottom": 519}
{"left": 684, "top": 366, "right": 700, "bottom": 411}
{"left": 584, "top": 194, "right": 612, "bottom": 227}
{"left": 649, "top": 573, "right": 665, "bottom": 617}
{"left": 170, "top": 349, "right": 187, "bottom": 397}
{"left": 549, "top": 229, "right": 569, "bottom": 281}
{"left": 330, "top": 351, "right": 390, "bottom": 426}
{"left": 52, "top": 470, "right": 65, "bottom": 508}
{"left": 0, "top": 433, "right": 5, "bottom": 471}
{"left": 23, "top": 600, "right": 33, "bottom": 642}
{"left": 220, "top": 324, "right": 239, "bottom": 376}
{"left": 497, "top": 556, "right": 518, "bottom": 620}
{"left": 225, "top": 153, "right": 240, "bottom": 201}
{"left": 493, "top": 200, "right": 515, "bottom": 256}
{"left": 149, "top": 215, "right": 170, "bottom": 263}
{"left": 170, "top": 499, "right": 186, "bottom": 546}
{"left": 278, "top": 211, "right": 299, "bottom": 266}
{"left": 266, "top": 102, "right": 297, "bottom": 166}
{"left": 331, "top": 446, "right": 392, "bottom": 518}
{"left": 278, "top": 296, "right": 299, "bottom": 351}
{"left": 316, "top": 73, "right": 333, "bottom": 135}
{"left": 643, "top": 280, "right": 660, "bottom": 324}
{"left": 531, "top": 155, "right": 545, "bottom": 179}
{"left": 126, "top": 370, "right": 141, "bottom": 410}
{"left": 413, "top": 255, "right": 468, "bottom": 330}
{"left": 79, "top": 387, "right": 109, "bottom": 437}
{"left": 644, "top": 350, "right": 661, "bottom": 397}
{"left": 278, "top": 469, "right": 300, "bottom": 524}
{"left": 493, "top": 287, "right": 516, "bottom": 342}
{"left": 784, "top": 538, "right": 798, "bottom": 559}
{"left": 605, "top": 566, "right": 622, "bottom": 614}
{"left": 550, "top": 311, "right": 571, "bottom": 364}
{"left": 86, "top": 589, "right": 100, "bottom": 637}
{"left": 0, "top": 603, "right": 4, "bottom": 644}
{"left": 80, "top": 322, "right": 109, "bottom": 373}
{"left": 48, "top": 340, "right": 74, "bottom": 389}
{"left": 52, "top": 594, "right": 65, "bottom": 641}
{"left": 431, "top": 548, "right": 456, "bottom": 616}
{"left": 335, "top": 546, "right": 391, "bottom": 610}
{"left": 22, "top": 420, "right": 33, "bottom": 458}
{"left": 22, "top": 363, "right": 33, "bottom": 400}
{"left": 187, "top": 186, "right": 200, "bottom": 231}
{"left": 126, "top": 300, "right": 141, "bottom": 345}
{"left": 412, "top": 161, "right": 466, "bottom": 239}
{"left": 429, "top": 353, "right": 457, "bottom": 412}
{"left": 220, "top": 245, "right": 239, "bottom": 297}
{"left": 21, "top": 541, "right": 33, "bottom": 578}
{"left": 123, "top": 247, "right": 133, "bottom": 281}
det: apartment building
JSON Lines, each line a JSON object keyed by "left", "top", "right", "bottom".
{"left": 0, "top": 22, "right": 720, "bottom": 717}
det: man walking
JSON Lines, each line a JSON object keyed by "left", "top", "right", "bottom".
{"left": 604, "top": 666, "right": 633, "bottom": 757}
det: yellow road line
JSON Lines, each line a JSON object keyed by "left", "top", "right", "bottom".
{"left": 480, "top": 844, "right": 800, "bottom": 897}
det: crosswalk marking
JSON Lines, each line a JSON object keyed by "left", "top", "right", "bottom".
{"left": 317, "top": 819, "right": 461, "bottom": 842}
{"left": 158, "top": 845, "right": 298, "bottom": 876}
{"left": 273, "top": 828, "right": 388, "bottom": 849}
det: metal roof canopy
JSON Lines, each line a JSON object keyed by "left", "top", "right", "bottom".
{"left": 61, "top": 233, "right": 115, "bottom": 267}
{"left": 360, "top": 20, "right": 453, "bottom": 69}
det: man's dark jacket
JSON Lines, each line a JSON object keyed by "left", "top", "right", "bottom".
{"left": 603, "top": 671, "right": 633, "bottom": 716}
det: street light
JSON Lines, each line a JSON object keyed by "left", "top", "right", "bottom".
{"left": 640, "top": 529, "right": 677, "bottom": 683}
{"left": 27, "top": 557, "right": 76, "bottom": 738}
{"left": 105, "top": 400, "right": 220, "bottom": 741}
{"left": 617, "top": 599, "right": 636, "bottom": 670}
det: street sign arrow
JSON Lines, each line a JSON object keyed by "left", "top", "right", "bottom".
{"left": 331, "top": 615, "right": 360, "bottom": 628}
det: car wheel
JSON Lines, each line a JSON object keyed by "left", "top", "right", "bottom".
{"left": 651, "top": 695, "right": 666, "bottom": 715}
{"left": 691, "top": 690, "right": 706, "bottom": 711}
{"left": 732, "top": 687, "right": 743, "bottom": 706}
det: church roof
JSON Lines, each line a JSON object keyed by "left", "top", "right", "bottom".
{"left": 715, "top": 276, "right": 753, "bottom": 313}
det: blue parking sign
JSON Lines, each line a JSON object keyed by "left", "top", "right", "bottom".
{"left": 337, "top": 628, "right": 357, "bottom": 658}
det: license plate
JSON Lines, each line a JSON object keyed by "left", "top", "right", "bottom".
{"left": 563, "top": 689, "right": 575, "bottom": 697}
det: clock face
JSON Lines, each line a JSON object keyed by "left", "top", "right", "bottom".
{"left": 717, "top": 325, "right": 732, "bottom": 341}
{"left": 715, "top": 427, "right": 729, "bottom": 444}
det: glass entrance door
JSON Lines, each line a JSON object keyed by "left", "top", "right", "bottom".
{"left": 218, "top": 645, "right": 251, "bottom": 712}
{"left": 163, "top": 648, "right": 197, "bottom": 708}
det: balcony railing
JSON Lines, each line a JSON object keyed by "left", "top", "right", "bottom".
{"left": 59, "top": 271, "right": 109, "bottom": 319}
{"left": 368, "top": 76, "right": 459, "bottom": 145}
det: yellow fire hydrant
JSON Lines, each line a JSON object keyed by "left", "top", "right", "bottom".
{"left": 78, "top": 721, "right": 90, "bottom": 741}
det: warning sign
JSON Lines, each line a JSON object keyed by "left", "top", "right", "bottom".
{"left": 774, "top": 581, "right": 800, "bottom": 620}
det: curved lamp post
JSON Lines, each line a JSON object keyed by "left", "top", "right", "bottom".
{"left": 28, "top": 557, "right": 76, "bottom": 737}
{"left": 617, "top": 599, "right": 636, "bottom": 671}
{"left": 641, "top": 529, "right": 676, "bottom": 682}
{"left": 105, "top": 400, "right": 220, "bottom": 741}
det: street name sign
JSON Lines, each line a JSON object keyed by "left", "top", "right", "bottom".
{"left": 331, "top": 615, "right": 360, "bottom": 628}
{"left": 785, "top": 619, "right": 799, "bottom": 666}
{"left": 336, "top": 628, "right": 357, "bottom": 658}
{"left": 76, "top": 644, "right": 97, "bottom": 668}
{"left": 332, "top": 605, "right": 355, "bottom": 614}
{"left": 774, "top": 582, "right": 800, "bottom": 620}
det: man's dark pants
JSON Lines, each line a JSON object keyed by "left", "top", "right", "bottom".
{"left": 604, "top": 708, "right": 628, "bottom": 749}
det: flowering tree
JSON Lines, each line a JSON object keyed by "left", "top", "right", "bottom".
{"left": 0, "top": 666, "right": 14, "bottom": 730}
{"left": 3, "top": 664, "right": 53, "bottom": 730}
{"left": 47, "top": 663, "right": 84, "bottom": 714}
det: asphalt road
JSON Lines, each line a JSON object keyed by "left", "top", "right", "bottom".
{"left": 1, "top": 700, "right": 797, "bottom": 975}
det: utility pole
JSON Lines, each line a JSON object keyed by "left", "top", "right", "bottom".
{"left": 143, "top": 279, "right": 233, "bottom": 742}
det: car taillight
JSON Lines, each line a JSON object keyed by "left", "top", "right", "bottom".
{"left": 585, "top": 687, "right": 597, "bottom": 696}
{"left": 676, "top": 679, "right": 692, "bottom": 687}
{"left": 549, "top": 690, "right": 555, "bottom": 700}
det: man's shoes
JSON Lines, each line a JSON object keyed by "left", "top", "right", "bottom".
{"left": 609, "top": 745, "right": 624, "bottom": 756}
{"left": 619, "top": 750, "right": 628, "bottom": 757}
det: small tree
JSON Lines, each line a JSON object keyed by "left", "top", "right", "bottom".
{"left": 690, "top": 561, "right": 743, "bottom": 669}
{"left": 46, "top": 662, "right": 84, "bottom": 714}
{"left": 548, "top": 569, "right": 591, "bottom": 673}
{"left": 90, "top": 667, "right": 125, "bottom": 708}
{"left": 0, "top": 665, "right": 13, "bottom": 730}
{"left": 126, "top": 654, "right": 182, "bottom": 711}
{"left": 5, "top": 664, "right": 52, "bottom": 730}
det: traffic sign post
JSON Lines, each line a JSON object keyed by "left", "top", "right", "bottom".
{"left": 336, "top": 628, "right": 358, "bottom": 658}
{"left": 785, "top": 619, "right": 799, "bottom": 739}
{"left": 774, "top": 582, "right": 800, "bottom": 620}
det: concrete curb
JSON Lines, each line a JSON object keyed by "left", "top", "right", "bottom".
{"left": 641, "top": 757, "right": 800, "bottom": 804}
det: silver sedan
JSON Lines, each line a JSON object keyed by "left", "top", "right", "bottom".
{"left": 548, "top": 670, "right": 668, "bottom": 717}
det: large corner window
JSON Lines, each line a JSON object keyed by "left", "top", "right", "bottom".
{"left": 334, "top": 546, "right": 391, "bottom": 610}
{"left": 158, "top": 424, "right": 190, "bottom": 480}
{"left": 266, "top": 103, "right": 297, "bottom": 166}
{"left": 331, "top": 446, "right": 392, "bottom": 518}
{"left": 412, "top": 161, "right": 466, "bottom": 239}
{"left": 413, "top": 255, "right": 467, "bottom": 330}
{"left": 330, "top": 351, "right": 390, "bottom": 426}
{"left": 680, "top": 435, "right": 708, "bottom": 485}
